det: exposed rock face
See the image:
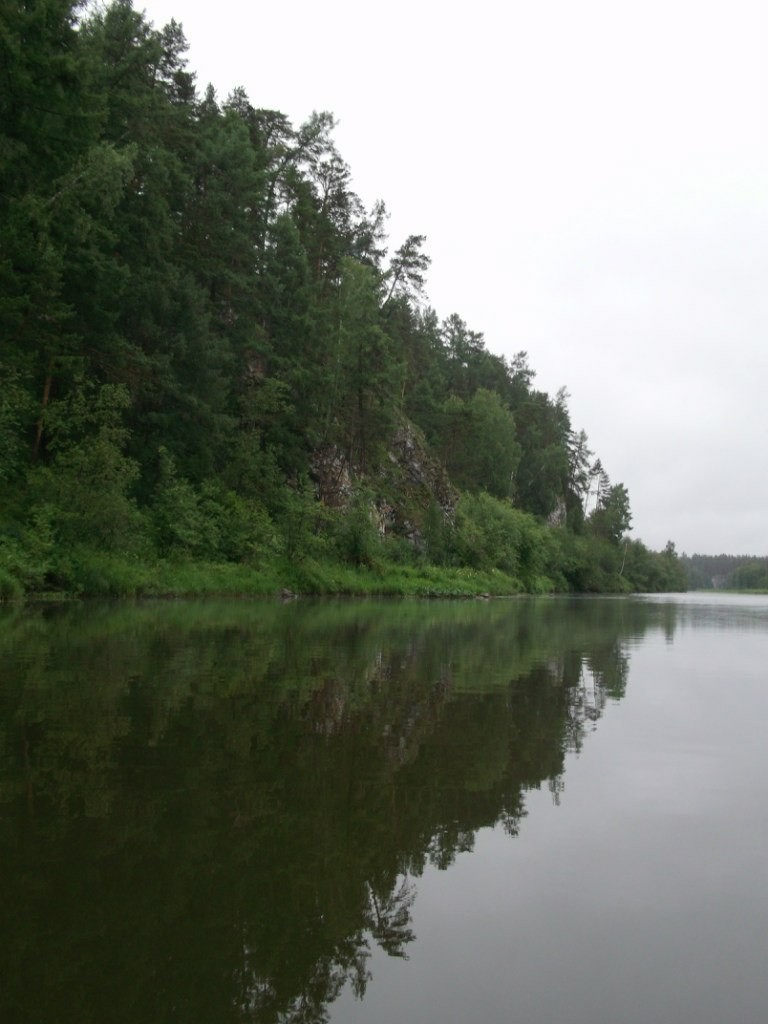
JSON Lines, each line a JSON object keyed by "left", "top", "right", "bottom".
{"left": 310, "top": 444, "right": 354, "bottom": 510}
{"left": 310, "top": 419, "right": 458, "bottom": 545}
{"left": 371, "top": 501, "right": 396, "bottom": 540}
{"left": 386, "top": 422, "right": 457, "bottom": 524}
{"left": 382, "top": 421, "right": 458, "bottom": 547}
{"left": 547, "top": 498, "right": 567, "bottom": 527}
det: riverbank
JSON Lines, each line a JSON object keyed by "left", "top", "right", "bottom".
{"left": 0, "top": 550, "right": 559, "bottom": 602}
{"left": 1, "top": 522, "right": 688, "bottom": 601}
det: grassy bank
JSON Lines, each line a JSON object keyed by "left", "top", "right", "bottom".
{"left": 0, "top": 548, "right": 548, "bottom": 601}
{"left": 0, "top": 486, "right": 685, "bottom": 602}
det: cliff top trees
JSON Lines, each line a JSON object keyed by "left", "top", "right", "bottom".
{"left": 0, "top": 0, "right": 667, "bottom": 596}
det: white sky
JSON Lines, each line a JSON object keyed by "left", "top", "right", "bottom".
{"left": 139, "top": 0, "right": 767, "bottom": 555}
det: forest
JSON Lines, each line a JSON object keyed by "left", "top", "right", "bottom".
{"left": 681, "top": 554, "right": 768, "bottom": 591}
{"left": 0, "top": 0, "right": 687, "bottom": 598}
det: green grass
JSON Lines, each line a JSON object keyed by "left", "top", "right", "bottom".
{"left": 258, "top": 557, "right": 529, "bottom": 598}
{"left": 2, "top": 548, "right": 540, "bottom": 601}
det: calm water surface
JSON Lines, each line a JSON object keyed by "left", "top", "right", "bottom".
{"left": 1, "top": 593, "right": 766, "bottom": 1023}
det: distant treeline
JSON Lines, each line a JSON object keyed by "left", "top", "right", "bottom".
{"left": 0, "top": 1, "right": 686, "bottom": 597}
{"left": 682, "top": 554, "right": 768, "bottom": 591}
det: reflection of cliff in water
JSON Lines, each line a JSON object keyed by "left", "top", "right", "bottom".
{"left": 0, "top": 597, "right": 677, "bottom": 1023}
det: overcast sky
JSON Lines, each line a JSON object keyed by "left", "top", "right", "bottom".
{"left": 139, "top": 0, "right": 767, "bottom": 555}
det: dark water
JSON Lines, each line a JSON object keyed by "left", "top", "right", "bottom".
{"left": 1, "top": 593, "right": 766, "bottom": 1023}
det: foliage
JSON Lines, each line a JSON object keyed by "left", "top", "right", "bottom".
{"left": 26, "top": 381, "right": 145, "bottom": 553}
{"left": 449, "top": 493, "right": 535, "bottom": 582}
{"left": 588, "top": 481, "right": 632, "bottom": 544}
{"left": 438, "top": 389, "right": 520, "bottom": 498}
{"left": 680, "top": 553, "right": 768, "bottom": 591}
{"left": 0, "top": 1, "right": 685, "bottom": 599}
{"left": 330, "top": 489, "right": 382, "bottom": 567}
{"left": 729, "top": 560, "right": 768, "bottom": 590}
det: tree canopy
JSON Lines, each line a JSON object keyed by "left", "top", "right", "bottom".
{"left": 0, "top": 1, "right": 686, "bottom": 598}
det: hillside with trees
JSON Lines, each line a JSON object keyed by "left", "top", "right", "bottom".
{"left": 681, "top": 554, "right": 768, "bottom": 591}
{"left": 0, "top": 0, "right": 686, "bottom": 598}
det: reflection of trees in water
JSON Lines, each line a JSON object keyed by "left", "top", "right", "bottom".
{"left": 367, "top": 877, "right": 416, "bottom": 959}
{"left": 0, "top": 597, "right": 673, "bottom": 1023}
{"left": 233, "top": 877, "right": 416, "bottom": 1023}
{"left": 235, "top": 932, "right": 371, "bottom": 1024}
{"left": 560, "top": 641, "right": 630, "bottom": 753}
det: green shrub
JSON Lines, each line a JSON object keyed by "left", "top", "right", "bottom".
{"left": 450, "top": 492, "right": 532, "bottom": 576}
{"left": 29, "top": 382, "right": 146, "bottom": 554}
{"left": 331, "top": 491, "right": 381, "bottom": 567}
{"left": 0, "top": 568, "right": 23, "bottom": 601}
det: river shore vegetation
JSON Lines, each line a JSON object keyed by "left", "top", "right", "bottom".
{"left": 681, "top": 554, "right": 768, "bottom": 592}
{"left": 0, "top": 1, "right": 687, "bottom": 600}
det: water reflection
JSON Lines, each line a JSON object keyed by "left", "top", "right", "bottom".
{"left": 0, "top": 596, "right": 679, "bottom": 1023}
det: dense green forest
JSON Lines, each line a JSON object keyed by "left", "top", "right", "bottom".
{"left": 0, "top": 0, "right": 686, "bottom": 598}
{"left": 681, "top": 554, "right": 768, "bottom": 591}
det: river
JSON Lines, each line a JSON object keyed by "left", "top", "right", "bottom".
{"left": 1, "top": 592, "right": 766, "bottom": 1023}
